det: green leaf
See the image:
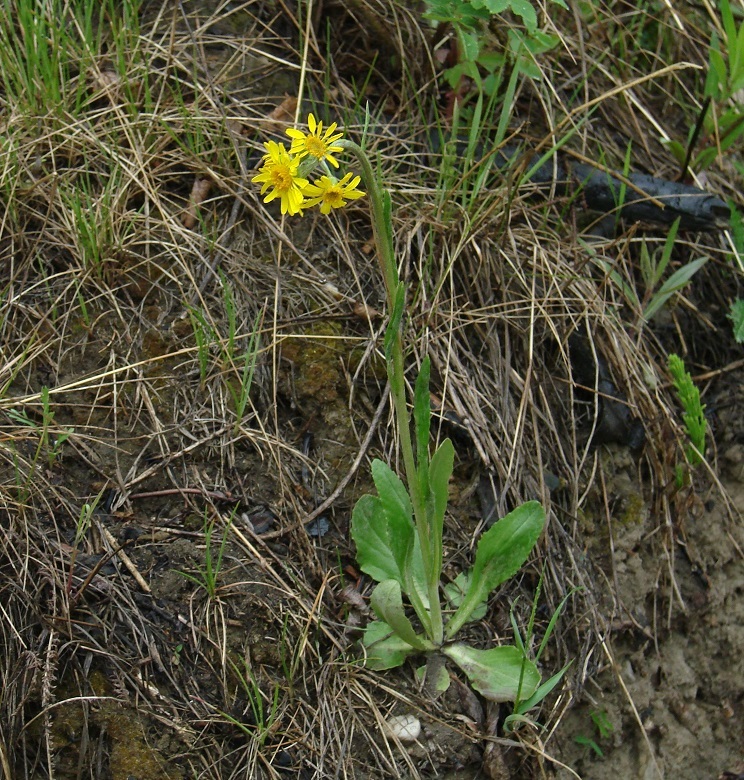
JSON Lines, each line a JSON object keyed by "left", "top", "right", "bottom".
{"left": 720, "top": 0, "right": 737, "bottom": 53}
{"left": 471, "top": 0, "right": 510, "bottom": 13}
{"left": 728, "top": 298, "right": 744, "bottom": 343}
{"left": 662, "top": 138, "right": 686, "bottom": 166}
{"left": 362, "top": 621, "right": 419, "bottom": 670}
{"left": 370, "top": 580, "right": 433, "bottom": 651}
{"left": 706, "top": 49, "right": 727, "bottom": 99}
{"left": 445, "top": 501, "right": 545, "bottom": 638}
{"left": 443, "top": 571, "right": 487, "bottom": 622}
{"left": 383, "top": 282, "right": 406, "bottom": 365}
{"left": 457, "top": 28, "right": 481, "bottom": 62}
{"left": 429, "top": 438, "right": 454, "bottom": 543}
{"left": 513, "top": 661, "right": 572, "bottom": 716}
{"left": 643, "top": 257, "right": 707, "bottom": 321}
{"left": 371, "top": 459, "right": 416, "bottom": 575}
{"left": 350, "top": 478, "right": 430, "bottom": 613}
{"left": 508, "top": 0, "right": 537, "bottom": 33}
{"left": 351, "top": 494, "right": 402, "bottom": 584}
{"left": 472, "top": 500, "right": 544, "bottom": 589}
{"left": 413, "top": 362, "right": 431, "bottom": 488}
{"left": 382, "top": 189, "right": 394, "bottom": 266}
{"left": 652, "top": 216, "right": 681, "bottom": 287}
{"left": 443, "top": 643, "right": 540, "bottom": 702}
{"left": 372, "top": 460, "right": 413, "bottom": 524}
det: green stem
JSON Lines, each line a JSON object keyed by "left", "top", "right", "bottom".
{"left": 340, "top": 139, "right": 444, "bottom": 645}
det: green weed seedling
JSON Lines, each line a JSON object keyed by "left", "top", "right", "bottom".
{"left": 640, "top": 219, "right": 708, "bottom": 322}
{"left": 574, "top": 709, "right": 614, "bottom": 758}
{"left": 7, "top": 387, "right": 72, "bottom": 473}
{"left": 218, "top": 277, "right": 263, "bottom": 433}
{"left": 176, "top": 508, "right": 234, "bottom": 601}
{"left": 251, "top": 111, "right": 552, "bottom": 711}
{"left": 203, "top": 656, "right": 283, "bottom": 748}
{"left": 668, "top": 354, "right": 707, "bottom": 486}
{"left": 666, "top": 0, "right": 744, "bottom": 176}
{"left": 590, "top": 217, "right": 708, "bottom": 322}
{"left": 66, "top": 491, "right": 104, "bottom": 600}
{"left": 188, "top": 306, "right": 216, "bottom": 387}
{"left": 222, "top": 655, "right": 281, "bottom": 747}
{"left": 502, "top": 576, "right": 575, "bottom": 731}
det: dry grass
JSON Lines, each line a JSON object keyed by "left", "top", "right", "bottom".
{"left": 0, "top": 0, "right": 742, "bottom": 778}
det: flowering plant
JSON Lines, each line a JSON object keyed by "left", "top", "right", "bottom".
{"left": 253, "top": 111, "right": 562, "bottom": 712}
{"left": 251, "top": 113, "right": 365, "bottom": 216}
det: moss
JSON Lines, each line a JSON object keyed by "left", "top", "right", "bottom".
{"left": 42, "top": 667, "right": 181, "bottom": 780}
{"left": 619, "top": 492, "right": 646, "bottom": 526}
{"left": 98, "top": 699, "right": 179, "bottom": 780}
{"left": 280, "top": 320, "right": 347, "bottom": 406}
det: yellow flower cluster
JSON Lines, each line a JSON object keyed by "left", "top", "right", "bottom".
{"left": 252, "top": 113, "right": 365, "bottom": 216}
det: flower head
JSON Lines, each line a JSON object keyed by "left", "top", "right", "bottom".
{"left": 286, "top": 113, "right": 344, "bottom": 168}
{"left": 303, "top": 172, "right": 365, "bottom": 214}
{"left": 251, "top": 140, "right": 308, "bottom": 216}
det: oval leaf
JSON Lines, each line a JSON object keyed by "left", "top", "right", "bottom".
{"left": 445, "top": 501, "right": 544, "bottom": 638}
{"left": 363, "top": 620, "right": 418, "bottom": 671}
{"left": 443, "top": 643, "right": 540, "bottom": 702}
{"left": 370, "top": 580, "right": 431, "bottom": 651}
{"left": 351, "top": 494, "right": 403, "bottom": 585}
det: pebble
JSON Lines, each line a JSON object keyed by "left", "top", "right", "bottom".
{"left": 383, "top": 714, "right": 421, "bottom": 742}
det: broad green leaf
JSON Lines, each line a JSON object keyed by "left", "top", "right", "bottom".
{"left": 351, "top": 494, "right": 402, "bottom": 585}
{"left": 445, "top": 501, "right": 545, "bottom": 638}
{"left": 368, "top": 460, "right": 431, "bottom": 610}
{"left": 472, "top": 0, "right": 510, "bottom": 13}
{"left": 371, "top": 459, "right": 415, "bottom": 575}
{"left": 370, "top": 580, "right": 432, "bottom": 651}
{"left": 471, "top": 500, "right": 544, "bottom": 589}
{"left": 362, "top": 620, "right": 418, "bottom": 670}
{"left": 443, "top": 643, "right": 540, "bottom": 702}
{"left": 508, "top": 0, "right": 537, "bottom": 33}
{"left": 350, "top": 486, "right": 429, "bottom": 611}
{"left": 372, "top": 461, "right": 413, "bottom": 528}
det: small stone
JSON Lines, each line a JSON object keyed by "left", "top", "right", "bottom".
{"left": 383, "top": 714, "right": 421, "bottom": 742}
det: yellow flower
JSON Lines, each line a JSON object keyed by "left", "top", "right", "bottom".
{"left": 251, "top": 140, "right": 308, "bottom": 216}
{"left": 286, "top": 113, "right": 344, "bottom": 168}
{"left": 303, "top": 173, "right": 365, "bottom": 214}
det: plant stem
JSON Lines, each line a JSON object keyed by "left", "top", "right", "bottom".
{"left": 341, "top": 139, "right": 444, "bottom": 644}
